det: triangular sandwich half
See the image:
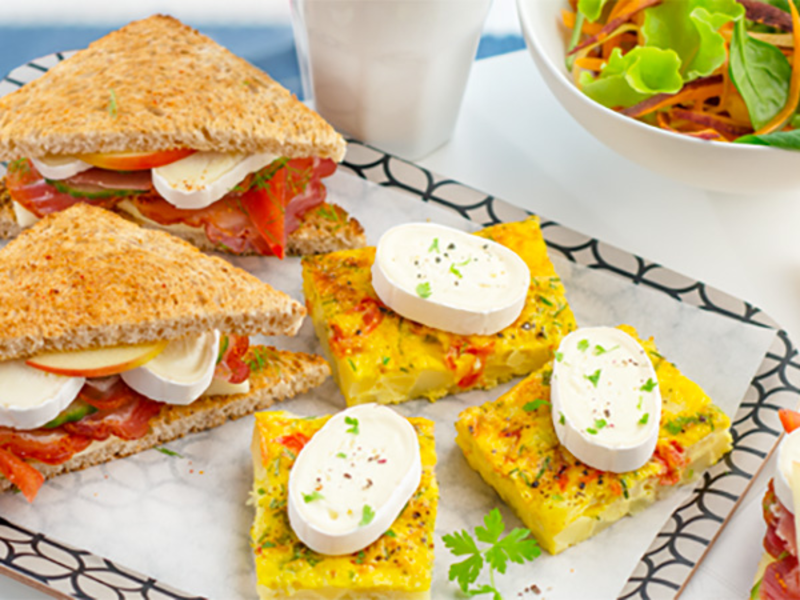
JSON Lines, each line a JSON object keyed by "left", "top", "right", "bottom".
{"left": 0, "top": 14, "right": 364, "bottom": 258}
{"left": 0, "top": 203, "right": 329, "bottom": 501}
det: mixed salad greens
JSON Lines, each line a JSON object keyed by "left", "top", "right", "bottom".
{"left": 564, "top": 0, "right": 800, "bottom": 149}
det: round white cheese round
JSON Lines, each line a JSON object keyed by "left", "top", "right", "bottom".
{"left": 371, "top": 222, "right": 530, "bottom": 336}
{"left": 287, "top": 403, "right": 422, "bottom": 556}
{"left": 774, "top": 429, "right": 800, "bottom": 513}
{"left": 551, "top": 327, "right": 662, "bottom": 473}
{"left": 121, "top": 330, "right": 220, "bottom": 405}
{"left": 0, "top": 360, "right": 85, "bottom": 430}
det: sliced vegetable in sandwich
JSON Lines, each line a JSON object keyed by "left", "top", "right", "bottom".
{"left": 0, "top": 203, "right": 330, "bottom": 502}
{"left": 0, "top": 15, "right": 364, "bottom": 257}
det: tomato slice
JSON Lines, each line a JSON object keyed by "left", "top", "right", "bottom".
{"left": 0, "top": 447, "right": 44, "bottom": 502}
{"left": 77, "top": 149, "right": 196, "bottom": 171}
{"left": 215, "top": 335, "right": 251, "bottom": 384}
{"left": 276, "top": 433, "right": 310, "bottom": 455}
{"left": 780, "top": 408, "right": 800, "bottom": 434}
{"left": 240, "top": 166, "right": 289, "bottom": 259}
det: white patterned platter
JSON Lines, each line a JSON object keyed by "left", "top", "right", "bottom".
{"left": 0, "top": 53, "right": 796, "bottom": 600}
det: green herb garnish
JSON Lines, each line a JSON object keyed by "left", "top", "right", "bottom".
{"left": 639, "top": 413, "right": 650, "bottom": 425}
{"left": 336, "top": 452, "right": 347, "bottom": 459}
{"left": 577, "top": 339, "right": 590, "bottom": 352}
{"left": 303, "top": 491, "right": 324, "bottom": 503}
{"left": 585, "top": 369, "right": 601, "bottom": 387}
{"left": 523, "top": 399, "right": 551, "bottom": 412}
{"left": 429, "top": 238, "right": 440, "bottom": 253}
{"left": 108, "top": 88, "right": 119, "bottom": 118}
{"left": 640, "top": 378, "right": 657, "bottom": 392}
{"left": 555, "top": 351, "right": 564, "bottom": 362}
{"left": 155, "top": 446, "right": 183, "bottom": 458}
{"left": 416, "top": 282, "right": 432, "bottom": 299}
{"left": 345, "top": 416, "right": 359, "bottom": 435}
{"left": 360, "top": 504, "right": 375, "bottom": 526}
{"left": 443, "top": 508, "right": 540, "bottom": 599}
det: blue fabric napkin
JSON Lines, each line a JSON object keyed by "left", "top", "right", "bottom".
{"left": 0, "top": 26, "right": 524, "bottom": 98}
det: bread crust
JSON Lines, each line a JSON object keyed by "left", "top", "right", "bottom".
{"left": 0, "top": 345, "right": 331, "bottom": 493}
{"left": 0, "top": 203, "right": 306, "bottom": 361}
{"left": 0, "top": 15, "right": 346, "bottom": 162}
{"left": 0, "top": 179, "right": 366, "bottom": 256}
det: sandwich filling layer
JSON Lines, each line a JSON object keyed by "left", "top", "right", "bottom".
{"left": 0, "top": 333, "right": 257, "bottom": 502}
{"left": 4, "top": 154, "right": 338, "bottom": 257}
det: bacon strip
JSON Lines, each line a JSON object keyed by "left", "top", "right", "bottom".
{"left": 568, "top": 0, "right": 662, "bottom": 56}
{"left": 737, "top": 0, "right": 794, "bottom": 32}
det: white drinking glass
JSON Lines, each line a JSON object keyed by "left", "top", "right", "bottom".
{"left": 291, "top": 0, "right": 492, "bottom": 160}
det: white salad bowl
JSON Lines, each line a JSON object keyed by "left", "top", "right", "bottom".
{"left": 517, "top": 0, "right": 800, "bottom": 194}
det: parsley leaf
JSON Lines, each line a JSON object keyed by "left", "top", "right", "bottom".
{"left": 639, "top": 413, "right": 650, "bottom": 425}
{"left": 585, "top": 369, "right": 602, "bottom": 387}
{"left": 360, "top": 504, "right": 375, "bottom": 526}
{"left": 429, "top": 238, "right": 440, "bottom": 253}
{"left": 443, "top": 508, "right": 540, "bottom": 598}
{"left": 523, "top": 399, "right": 550, "bottom": 412}
{"left": 416, "top": 282, "right": 432, "bottom": 299}
{"left": 303, "top": 491, "right": 324, "bottom": 503}
{"left": 641, "top": 378, "right": 657, "bottom": 392}
{"left": 577, "top": 339, "right": 589, "bottom": 352}
{"left": 555, "top": 351, "right": 564, "bottom": 362}
{"left": 345, "top": 416, "right": 359, "bottom": 435}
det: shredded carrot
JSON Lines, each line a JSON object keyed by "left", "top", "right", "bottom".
{"left": 574, "top": 57, "right": 607, "bottom": 71}
{"left": 754, "top": 0, "right": 800, "bottom": 134}
{"left": 603, "top": 0, "right": 636, "bottom": 57}
{"left": 562, "top": 10, "right": 603, "bottom": 35}
{"left": 569, "top": 0, "right": 661, "bottom": 55}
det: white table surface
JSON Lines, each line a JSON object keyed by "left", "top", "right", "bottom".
{"left": 0, "top": 49, "right": 789, "bottom": 600}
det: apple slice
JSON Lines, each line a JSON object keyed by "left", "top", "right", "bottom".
{"left": 26, "top": 341, "right": 169, "bottom": 378}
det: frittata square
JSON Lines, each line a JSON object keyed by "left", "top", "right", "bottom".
{"left": 251, "top": 411, "right": 437, "bottom": 599}
{"left": 301, "top": 217, "right": 577, "bottom": 405}
{"left": 455, "top": 325, "right": 733, "bottom": 555}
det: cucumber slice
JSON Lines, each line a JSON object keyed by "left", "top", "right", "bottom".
{"left": 47, "top": 179, "right": 147, "bottom": 200}
{"left": 44, "top": 399, "right": 97, "bottom": 429}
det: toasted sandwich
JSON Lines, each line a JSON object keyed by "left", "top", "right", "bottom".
{"left": 751, "top": 409, "right": 800, "bottom": 599}
{"left": 0, "top": 203, "right": 330, "bottom": 502}
{"left": 0, "top": 15, "right": 364, "bottom": 258}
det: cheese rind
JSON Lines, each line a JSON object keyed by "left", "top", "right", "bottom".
{"left": 551, "top": 327, "right": 661, "bottom": 473}
{"left": 30, "top": 156, "right": 93, "bottom": 180}
{"left": 287, "top": 404, "right": 422, "bottom": 555}
{"left": 152, "top": 151, "right": 278, "bottom": 209}
{"left": 0, "top": 361, "right": 85, "bottom": 429}
{"left": 774, "top": 429, "right": 800, "bottom": 514}
{"left": 371, "top": 223, "right": 530, "bottom": 336}
{"left": 121, "top": 331, "right": 221, "bottom": 405}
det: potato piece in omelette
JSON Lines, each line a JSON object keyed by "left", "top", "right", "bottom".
{"left": 455, "top": 325, "right": 733, "bottom": 555}
{"left": 301, "top": 217, "right": 577, "bottom": 406}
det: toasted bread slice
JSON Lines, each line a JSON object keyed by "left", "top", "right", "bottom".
{"left": 0, "top": 345, "right": 331, "bottom": 494}
{"left": 0, "top": 15, "right": 345, "bottom": 162}
{"left": 0, "top": 203, "right": 306, "bottom": 362}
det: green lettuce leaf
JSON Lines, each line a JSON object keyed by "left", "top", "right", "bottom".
{"left": 735, "top": 129, "right": 800, "bottom": 149}
{"left": 579, "top": 46, "right": 683, "bottom": 109}
{"left": 729, "top": 17, "right": 791, "bottom": 130}
{"left": 578, "top": 0, "right": 613, "bottom": 22}
{"left": 642, "top": 0, "right": 745, "bottom": 81}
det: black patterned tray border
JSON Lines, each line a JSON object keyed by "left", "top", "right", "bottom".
{"left": 0, "top": 53, "right": 796, "bottom": 600}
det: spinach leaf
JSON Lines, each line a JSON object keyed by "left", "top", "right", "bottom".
{"left": 736, "top": 129, "right": 800, "bottom": 149}
{"left": 642, "top": 0, "right": 745, "bottom": 81}
{"left": 729, "top": 18, "right": 791, "bottom": 130}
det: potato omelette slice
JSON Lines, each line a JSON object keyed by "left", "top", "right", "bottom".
{"left": 251, "top": 411, "right": 437, "bottom": 599}
{"left": 455, "top": 324, "right": 733, "bottom": 555}
{"left": 301, "top": 217, "right": 577, "bottom": 405}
